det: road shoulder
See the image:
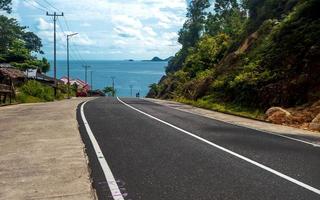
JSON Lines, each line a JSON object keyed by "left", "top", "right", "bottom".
{"left": 144, "top": 98, "right": 320, "bottom": 146}
{"left": 0, "top": 98, "right": 96, "bottom": 200}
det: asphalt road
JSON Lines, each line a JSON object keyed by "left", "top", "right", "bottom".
{"left": 77, "top": 97, "right": 320, "bottom": 200}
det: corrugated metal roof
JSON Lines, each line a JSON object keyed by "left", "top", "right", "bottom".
{"left": 0, "top": 65, "right": 26, "bottom": 79}
{"left": 0, "top": 63, "right": 13, "bottom": 68}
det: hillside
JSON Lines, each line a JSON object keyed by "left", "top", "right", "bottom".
{"left": 149, "top": 56, "right": 173, "bottom": 61}
{"left": 147, "top": 0, "right": 320, "bottom": 130}
{"left": 151, "top": 57, "right": 163, "bottom": 61}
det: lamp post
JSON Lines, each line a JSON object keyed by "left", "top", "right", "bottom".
{"left": 67, "top": 32, "right": 78, "bottom": 99}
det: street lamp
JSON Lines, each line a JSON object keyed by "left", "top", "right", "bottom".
{"left": 67, "top": 32, "right": 78, "bottom": 99}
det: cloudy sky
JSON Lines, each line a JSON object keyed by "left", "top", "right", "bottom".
{"left": 9, "top": 0, "right": 189, "bottom": 60}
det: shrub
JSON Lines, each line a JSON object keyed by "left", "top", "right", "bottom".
{"left": 17, "top": 80, "right": 54, "bottom": 102}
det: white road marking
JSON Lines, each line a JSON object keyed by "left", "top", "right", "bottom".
{"left": 143, "top": 98, "right": 320, "bottom": 147}
{"left": 117, "top": 97, "right": 320, "bottom": 196}
{"left": 81, "top": 101, "right": 124, "bottom": 200}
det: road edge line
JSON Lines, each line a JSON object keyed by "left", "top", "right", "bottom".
{"left": 81, "top": 101, "right": 124, "bottom": 200}
{"left": 143, "top": 98, "right": 320, "bottom": 147}
{"left": 117, "top": 97, "right": 320, "bottom": 196}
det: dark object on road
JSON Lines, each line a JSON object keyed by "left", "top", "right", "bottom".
{"left": 88, "top": 90, "right": 105, "bottom": 97}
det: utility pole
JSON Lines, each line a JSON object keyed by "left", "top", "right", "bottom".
{"left": 46, "top": 12, "right": 64, "bottom": 97}
{"left": 67, "top": 33, "right": 78, "bottom": 99}
{"left": 129, "top": 85, "right": 133, "bottom": 97}
{"left": 90, "top": 71, "right": 93, "bottom": 91}
{"left": 83, "top": 65, "right": 91, "bottom": 84}
{"left": 111, "top": 76, "right": 115, "bottom": 97}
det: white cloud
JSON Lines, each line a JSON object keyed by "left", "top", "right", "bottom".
{"left": 73, "top": 34, "right": 96, "bottom": 46}
{"left": 16, "top": 0, "right": 187, "bottom": 59}
{"left": 112, "top": 15, "right": 143, "bottom": 29}
{"left": 37, "top": 18, "right": 54, "bottom": 31}
{"left": 143, "top": 27, "right": 157, "bottom": 37}
{"left": 80, "top": 23, "right": 91, "bottom": 27}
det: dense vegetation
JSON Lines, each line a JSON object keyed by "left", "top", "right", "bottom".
{"left": 0, "top": 0, "right": 50, "bottom": 72}
{"left": 148, "top": 0, "right": 320, "bottom": 116}
{"left": 16, "top": 80, "right": 74, "bottom": 103}
{"left": 0, "top": 1, "right": 69, "bottom": 103}
{"left": 16, "top": 80, "right": 54, "bottom": 103}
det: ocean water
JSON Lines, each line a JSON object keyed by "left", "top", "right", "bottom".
{"left": 48, "top": 60, "right": 167, "bottom": 97}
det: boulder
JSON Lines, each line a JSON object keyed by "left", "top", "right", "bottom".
{"left": 266, "top": 107, "right": 293, "bottom": 124}
{"left": 309, "top": 113, "right": 320, "bottom": 131}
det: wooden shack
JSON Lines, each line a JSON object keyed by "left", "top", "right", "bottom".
{"left": 0, "top": 64, "right": 26, "bottom": 104}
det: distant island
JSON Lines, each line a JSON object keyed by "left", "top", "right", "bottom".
{"left": 144, "top": 56, "right": 173, "bottom": 62}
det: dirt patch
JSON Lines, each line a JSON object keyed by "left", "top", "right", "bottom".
{"left": 266, "top": 100, "right": 320, "bottom": 131}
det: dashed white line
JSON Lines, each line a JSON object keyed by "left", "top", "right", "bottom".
{"left": 117, "top": 97, "right": 320, "bottom": 196}
{"left": 81, "top": 101, "right": 124, "bottom": 200}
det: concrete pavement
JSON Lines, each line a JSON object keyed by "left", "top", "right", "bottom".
{"left": 0, "top": 98, "right": 96, "bottom": 200}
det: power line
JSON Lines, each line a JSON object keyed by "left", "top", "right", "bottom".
{"left": 34, "top": 0, "right": 54, "bottom": 12}
{"left": 40, "top": 0, "right": 60, "bottom": 12}
{"left": 35, "top": 0, "right": 88, "bottom": 67}
{"left": 46, "top": 11, "right": 64, "bottom": 97}
{"left": 56, "top": 18, "right": 87, "bottom": 66}
{"left": 23, "top": 0, "right": 47, "bottom": 12}
{"left": 63, "top": 16, "right": 72, "bottom": 32}
{"left": 25, "top": 0, "right": 88, "bottom": 76}
{"left": 56, "top": 17, "right": 88, "bottom": 66}
{"left": 83, "top": 65, "right": 91, "bottom": 84}
{"left": 71, "top": 43, "right": 87, "bottom": 65}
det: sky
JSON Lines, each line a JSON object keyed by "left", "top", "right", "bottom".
{"left": 8, "top": 0, "right": 189, "bottom": 60}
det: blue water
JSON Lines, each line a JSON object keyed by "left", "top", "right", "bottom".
{"left": 48, "top": 60, "right": 167, "bottom": 97}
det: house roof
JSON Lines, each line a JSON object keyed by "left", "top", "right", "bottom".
{"left": 0, "top": 64, "right": 26, "bottom": 79}
{"left": 59, "top": 77, "right": 91, "bottom": 90}
{"left": 36, "top": 73, "right": 64, "bottom": 84}
{"left": 0, "top": 63, "right": 13, "bottom": 68}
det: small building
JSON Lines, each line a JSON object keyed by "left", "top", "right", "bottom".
{"left": 0, "top": 63, "right": 26, "bottom": 104}
{"left": 60, "top": 76, "right": 91, "bottom": 92}
{"left": 25, "top": 68, "right": 64, "bottom": 87}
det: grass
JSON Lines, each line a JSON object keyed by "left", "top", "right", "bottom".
{"left": 175, "top": 97, "right": 265, "bottom": 120}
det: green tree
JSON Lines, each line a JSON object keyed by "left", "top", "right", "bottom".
{"left": 184, "top": 33, "right": 231, "bottom": 77}
{"left": 0, "top": 14, "right": 49, "bottom": 72}
{"left": 178, "top": 0, "right": 210, "bottom": 47}
{"left": 148, "top": 83, "right": 159, "bottom": 97}
{"left": 22, "top": 32, "right": 44, "bottom": 54}
{"left": 0, "top": 16, "right": 24, "bottom": 54}
{"left": 166, "top": 0, "right": 210, "bottom": 73}
{"left": 205, "top": 0, "right": 247, "bottom": 39}
{"left": 6, "top": 39, "right": 30, "bottom": 62}
{"left": 103, "top": 86, "right": 116, "bottom": 97}
{"left": 0, "top": 0, "right": 12, "bottom": 13}
{"left": 244, "top": 0, "right": 299, "bottom": 33}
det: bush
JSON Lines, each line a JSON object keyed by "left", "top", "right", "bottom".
{"left": 183, "top": 34, "right": 231, "bottom": 77}
{"left": 17, "top": 80, "right": 54, "bottom": 103}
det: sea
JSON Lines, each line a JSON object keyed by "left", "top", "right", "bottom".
{"left": 48, "top": 60, "right": 167, "bottom": 97}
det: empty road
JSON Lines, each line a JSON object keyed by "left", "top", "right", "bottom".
{"left": 77, "top": 97, "right": 320, "bottom": 200}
